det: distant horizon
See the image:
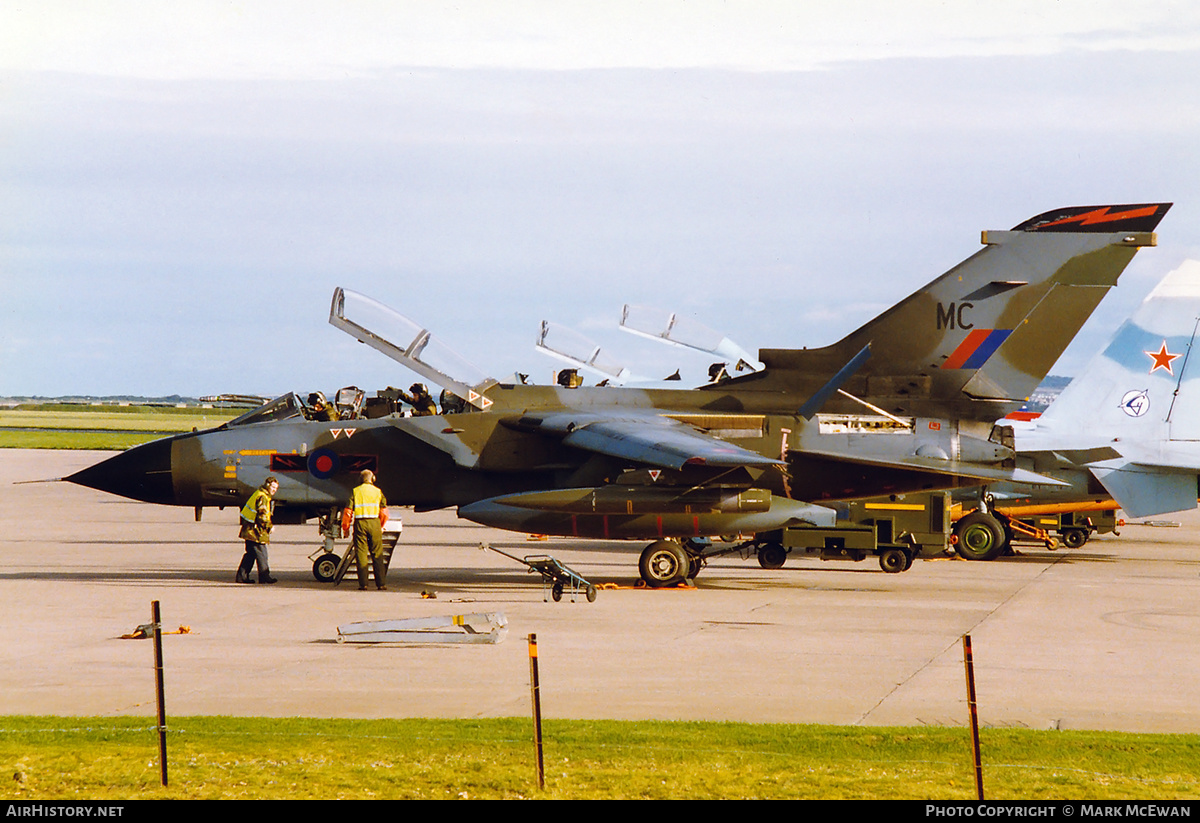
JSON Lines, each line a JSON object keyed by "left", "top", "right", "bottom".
{"left": 0, "top": 373, "right": 1077, "bottom": 404}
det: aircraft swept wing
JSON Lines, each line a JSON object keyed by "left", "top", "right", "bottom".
{"left": 65, "top": 203, "right": 1170, "bottom": 587}
{"left": 797, "top": 447, "right": 1066, "bottom": 487}
{"left": 504, "top": 411, "right": 786, "bottom": 470}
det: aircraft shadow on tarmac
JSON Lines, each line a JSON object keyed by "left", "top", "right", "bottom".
{"left": 990, "top": 551, "right": 1118, "bottom": 564}
{"left": 55, "top": 538, "right": 239, "bottom": 546}
{"left": 998, "top": 548, "right": 1200, "bottom": 567}
{"left": 0, "top": 569, "right": 255, "bottom": 584}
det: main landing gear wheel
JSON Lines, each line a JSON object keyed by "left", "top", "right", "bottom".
{"left": 758, "top": 542, "right": 787, "bottom": 570}
{"left": 639, "top": 540, "right": 689, "bottom": 588}
{"left": 312, "top": 554, "right": 340, "bottom": 583}
{"left": 552, "top": 582, "right": 564, "bottom": 602}
{"left": 953, "top": 512, "right": 1006, "bottom": 561}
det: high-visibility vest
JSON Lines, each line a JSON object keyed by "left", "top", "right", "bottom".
{"left": 240, "top": 488, "right": 271, "bottom": 523}
{"left": 351, "top": 484, "right": 384, "bottom": 519}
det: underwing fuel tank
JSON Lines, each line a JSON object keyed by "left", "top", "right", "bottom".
{"left": 458, "top": 487, "right": 836, "bottom": 539}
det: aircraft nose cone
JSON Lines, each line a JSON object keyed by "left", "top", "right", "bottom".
{"left": 65, "top": 437, "right": 177, "bottom": 505}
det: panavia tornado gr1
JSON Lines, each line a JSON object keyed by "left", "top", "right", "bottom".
{"left": 67, "top": 203, "right": 1170, "bottom": 586}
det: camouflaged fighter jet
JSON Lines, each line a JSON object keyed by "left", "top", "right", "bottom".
{"left": 66, "top": 203, "right": 1170, "bottom": 586}
{"left": 949, "top": 258, "right": 1200, "bottom": 559}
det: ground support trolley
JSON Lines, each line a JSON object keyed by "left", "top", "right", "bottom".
{"left": 485, "top": 544, "right": 598, "bottom": 602}
{"left": 998, "top": 507, "right": 1119, "bottom": 551}
{"left": 737, "top": 491, "right": 952, "bottom": 573}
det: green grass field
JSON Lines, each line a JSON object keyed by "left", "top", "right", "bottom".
{"left": 2, "top": 716, "right": 1198, "bottom": 800}
{"left": 0, "top": 404, "right": 240, "bottom": 449}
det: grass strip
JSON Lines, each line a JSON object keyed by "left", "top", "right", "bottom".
{"left": 0, "top": 406, "right": 239, "bottom": 449}
{"left": 2, "top": 716, "right": 1197, "bottom": 800}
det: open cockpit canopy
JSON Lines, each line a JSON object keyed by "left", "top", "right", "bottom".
{"left": 330, "top": 288, "right": 496, "bottom": 410}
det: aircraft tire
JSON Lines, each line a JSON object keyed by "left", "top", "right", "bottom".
{"left": 879, "top": 548, "right": 909, "bottom": 573}
{"left": 586, "top": 584, "right": 597, "bottom": 603}
{"left": 639, "top": 540, "right": 688, "bottom": 587}
{"left": 312, "top": 554, "right": 340, "bottom": 583}
{"left": 1061, "top": 529, "right": 1088, "bottom": 549}
{"left": 953, "top": 512, "right": 1006, "bottom": 561}
{"left": 757, "top": 542, "right": 787, "bottom": 570}
{"left": 552, "top": 582, "right": 564, "bottom": 602}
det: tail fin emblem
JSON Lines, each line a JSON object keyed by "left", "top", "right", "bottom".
{"left": 940, "top": 329, "right": 1013, "bottom": 369}
{"left": 1145, "top": 341, "right": 1180, "bottom": 374}
{"left": 1036, "top": 205, "right": 1162, "bottom": 229}
{"left": 1120, "top": 389, "right": 1150, "bottom": 418}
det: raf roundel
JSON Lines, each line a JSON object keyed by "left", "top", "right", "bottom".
{"left": 307, "top": 448, "right": 341, "bottom": 479}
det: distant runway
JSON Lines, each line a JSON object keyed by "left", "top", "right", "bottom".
{"left": 4, "top": 449, "right": 1200, "bottom": 732}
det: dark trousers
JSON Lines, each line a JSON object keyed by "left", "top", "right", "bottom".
{"left": 238, "top": 540, "right": 270, "bottom": 579}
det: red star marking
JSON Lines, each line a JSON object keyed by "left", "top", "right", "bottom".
{"left": 1145, "top": 341, "right": 1180, "bottom": 375}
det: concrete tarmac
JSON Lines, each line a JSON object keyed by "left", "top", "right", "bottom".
{"left": 4, "top": 449, "right": 1200, "bottom": 732}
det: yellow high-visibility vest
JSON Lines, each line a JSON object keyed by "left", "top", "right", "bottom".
{"left": 351, "top": 484, "right": 383, "bottom": 519}
{"left": 240, "top": 488, "right": 270, "bottom": 522}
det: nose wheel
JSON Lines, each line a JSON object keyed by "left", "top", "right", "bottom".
{"left": 312, "top": 554, "right": 340, "bottom": 582}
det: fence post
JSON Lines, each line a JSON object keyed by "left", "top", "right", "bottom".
{"left": 528, "top": 633, "right": 545, "bottom": 790}
{"left": 152, "top": 600, "right": 168, "bottom": 787}
{"left": 963, "top": 634, "right": 983, "bottom": 800}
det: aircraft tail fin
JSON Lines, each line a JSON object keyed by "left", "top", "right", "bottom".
{"left": 747, "top": 203, "right": 1171, "bottom": 418}
{"left": 1030, "top": 259, "right": 1200, "bottom": 517}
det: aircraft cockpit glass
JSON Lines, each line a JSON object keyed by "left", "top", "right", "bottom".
{"left": 330, "top": 288, "right": 497, "bottom": 410}
{"left": 334, "top": 385, "right": 365, "bottom": 418}
{"left": 621, "top": 305, "right": 764, "bottom": 373}
{"left": 537, "top": 321, "right": 629, "bottom": 382}
{"left": 226, "top": 393, "right": 304, "bottom": 427}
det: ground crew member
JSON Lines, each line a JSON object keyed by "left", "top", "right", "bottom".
{"left": 236, "top": 476, "right": 278, "bottom": 584}
{"left": 399, "top": 383, "right": 437, "bottom": 416}
{"left": 344, "top": 469, "right": 389, "bottom": 590}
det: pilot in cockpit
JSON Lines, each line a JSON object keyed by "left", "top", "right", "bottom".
{"left": 306, "top": 392, "right": 339, "bottom": 421}
{"left": 439, "top": 389, "right": 466, "bottom": 415}
{"left": 399, "top": 383, "right": 438, "bottom": 416}
{"left": 556, "top": 368, "right": 583, "bottom": 388}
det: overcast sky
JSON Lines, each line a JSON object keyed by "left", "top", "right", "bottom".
{"left": 4, "top": 2, "right": 1200, "bottom": 397}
